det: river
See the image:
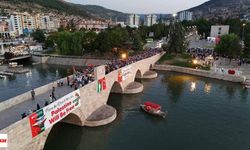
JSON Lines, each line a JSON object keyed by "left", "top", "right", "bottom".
{"left": 0, "top": 64, "right": 71, "bottom": 102}
{"left": 44, "top": 71, "right": 250, "bottom": 150}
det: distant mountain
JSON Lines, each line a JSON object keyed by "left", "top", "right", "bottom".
{"left": 82, "top": 5, "right": 128, "bottom": 21}
{"left": 186, "top": 0, "right": 250, "bottom": 19}
{"left": 0, "top": 0, "right": 128, "bottom": 21}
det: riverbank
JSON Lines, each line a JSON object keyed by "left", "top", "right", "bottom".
{"left": 153, "top": 64, "right": 245, "bottom": 83}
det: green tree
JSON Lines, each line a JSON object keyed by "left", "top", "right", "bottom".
{"left": 167, "top": 22, "right": 186, "bottom": 54}
{"left": 215, "top": 33, "right": 242, "bottom": 58}
{"left": 82, "top": 31, "right": 97, "bottom": 52}
{"left": 31, "top": 29, "right": 46, "bottom": 43}
{"left": 133, "top": 34, "right": 143, "bottom": 51}
{"left": 223, "top": 18, "right": 242, "bottom": 36}
{"left": 67, "top": 19, "right": 76, "bottom": 32}
{"left": 244, "top": 23, "right": 250, "bottom": 57}
{"left": 93, "top": 31, "right": 112, "bottom": 54}
{"left": 194, "top": 19, "right": 213, "bottom": 38}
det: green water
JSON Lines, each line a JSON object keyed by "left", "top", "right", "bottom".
{"left": 44, "top": 71, "right": 250, "bottom": 150}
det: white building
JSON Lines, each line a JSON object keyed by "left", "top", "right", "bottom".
{"left": 144, "top": 14, "right": 157, "bottom": 26}
{"left": 210, "top": 25, "right": 229, "bottom": 38}
{"left": 10, "top": 13, "right": 23, "bottom": 35}
{"left": 37, "top": 15, "right": 60, "bottom": 31}
{"left": 178, "top": 11, "right": 193, "bottom": 21}
{"left": 116, "top": 21, "right": 126, "bottom": 28}
{"left": 10, "top": 12, "right": 36, "bottom": 36}
{"left": 128, "top": 14, "right": 140, "bottom": 28}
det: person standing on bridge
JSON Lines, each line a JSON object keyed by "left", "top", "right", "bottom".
{"left": 31, "top": 89, "right": 35, "bottom": 100}
{"left": 51, "top": 90, "right": 56, "bottom": 101}
{"left": 67, "top": 76, "right": 70, "bottom": 86}
{"left": 49, "top": 95, "right": 53, "bottom": 103}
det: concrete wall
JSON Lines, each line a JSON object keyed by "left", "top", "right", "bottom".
{"left": 32, "top": 55, "right": 110, "bottom": 66}
{"left": 0, "top": 52, "right": 164, "bottom": 150}
{"left": 154, "top": 64, "right": 245, "bottom": 83}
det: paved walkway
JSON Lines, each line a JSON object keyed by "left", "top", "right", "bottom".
{"left": 0, "top": 85, "right": 74, "bottom": 130}
{"left": 214, "top": 58, "right": 250, "bottom": 80}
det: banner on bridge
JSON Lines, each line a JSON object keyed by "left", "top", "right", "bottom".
{"left": 29, "top": 89, "right": 81, "bottom": 138}
{"left": 118, "top": 66, "right": 132, "bottom": 82}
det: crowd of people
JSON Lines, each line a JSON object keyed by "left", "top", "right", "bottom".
{"left": 187, "top": 47, "right": 214, "bottom": 60}
{"left": 21, "top": 48, "right": 163, "bottom": 119}
{"left": 69, "top": 66, "right": 95, "bottom": 89}
{"left": 105, "top": 48, "right": 163, "bottom": 74}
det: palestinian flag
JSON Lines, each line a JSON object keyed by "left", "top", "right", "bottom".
{"left": 29, "top": 109, "right": 46, "bottom": 138}
{"left": 97, "top": 80, "right": 102, "bottom": 93}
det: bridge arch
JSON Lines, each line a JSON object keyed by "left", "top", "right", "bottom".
{"left": 149, "top": 64, "right": 153, "bottom": 70}
{"left": 135, "top": 69, "right": 142, "bottom": 79}
{"left": 61, "top": 112, "right": 84, "bottom": 126}
{"left": 110, "top": 81, "right": 123, "bottom": 93}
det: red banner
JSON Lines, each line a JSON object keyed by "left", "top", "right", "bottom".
{"left": 118, "top": 70, "right": 122, "bottom": 82}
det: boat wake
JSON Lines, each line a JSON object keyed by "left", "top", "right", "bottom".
{"left": 122, "top": 107, "right": 140, "bottom": 112}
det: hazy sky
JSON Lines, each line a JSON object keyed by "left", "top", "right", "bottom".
{"left": 65, "top": 0, "right": 209, "bottom": 14}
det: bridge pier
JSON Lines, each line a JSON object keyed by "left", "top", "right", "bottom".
{"left": 84, "top": 105, "right": 117, "bottom": 127}
{"left": 124, "top": 82, "right": 144, "bottom": 94}
{"left": 143, "top": 70, "right": 158, "bottom": 79}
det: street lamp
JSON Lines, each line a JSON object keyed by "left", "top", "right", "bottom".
{"left": 242, "top": 23, "right": 246, "bottom": 48}
{"left": 121, "top": 53, "right": 127, "bottom": 60}
{"left": 192, "top": 59, "right": 198, "bottom": 64}
{"left": 172, "top": 13, "right": 177, "bottom": 22}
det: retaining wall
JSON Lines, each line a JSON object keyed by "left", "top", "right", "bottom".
{"left": 32, "top": 55, "right": 110, "bottom": 66}
{"left": 154, "top": 64, "right": 245, "bottom": 83}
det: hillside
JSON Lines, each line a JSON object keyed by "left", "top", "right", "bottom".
{"left": 187, "top": 0, "right": 250, "bottom": 19}
{"left": 0, "top": 0, "right": 128, "bottom": 21}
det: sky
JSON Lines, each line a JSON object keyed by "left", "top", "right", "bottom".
{"left": 65, "top": 0, "right": 209, "bottom": 14}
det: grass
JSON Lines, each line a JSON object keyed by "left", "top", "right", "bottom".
{"left": 159, "top": 53, "right": 210, "bottom": 71}
{"left": 158, "top": 53, "right": 175, "bottom": 63}
{"left": 44, "top": 49, "right": 59, "bottom": 55}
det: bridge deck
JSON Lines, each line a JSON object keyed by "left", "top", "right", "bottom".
{"left": 0, "top": 85, "right": 74, "bottom": 130}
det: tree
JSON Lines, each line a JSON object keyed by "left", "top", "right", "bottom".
{"left": 243, "top": 23, "right": 250, "bottom": 58}
{"left": 45, "top": 37, "right": 54, "bottom": 48}
{"left": 31, "top": 29, "right": 45, "bottom": 43}
{"left": 67, "top": 19, "right": 76, "bottom": 32}
{"left": 215, "top": 33, "right": 242, "bottom": 58}
{"left": 223, "top": 18, "right": 241, "bottom": 36}
{"left": 194, "top": 19, "right": 214, "bottom": 38}
{"left": 82, "top": 31, "right": 97, "bottom": 52}
{"left": 58, "top": 25, "right": 66, "bottom": 32}
{"left": 132, "top": 32, "right": 143, "bottom": 51}
{"left": 93, "top": 31, "right": 112, "bottom": 54}
{"left": 162, "top": 43, "right": 168, "bottom": 51}
{"left": 167, "top": 22, "right": 186, "bottom": 54}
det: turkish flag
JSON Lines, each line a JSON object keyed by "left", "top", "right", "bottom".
{"left": 102, "top": 77, "right": 107, "bottom": 90}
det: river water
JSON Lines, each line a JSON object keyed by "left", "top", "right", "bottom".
{"left": 44, "top": 71, "right": 250, "bottom": 150}
{"left": 0, "top": 64, "right": 71, "bottom": 102}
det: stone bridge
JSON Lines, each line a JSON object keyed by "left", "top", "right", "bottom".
{"left": 0, "top": 52, "right": 164, "bottom": 150}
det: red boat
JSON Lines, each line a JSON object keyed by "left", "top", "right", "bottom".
{"left": 140, "top": 101, "right": 167, "bottom": 118}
